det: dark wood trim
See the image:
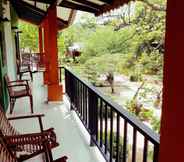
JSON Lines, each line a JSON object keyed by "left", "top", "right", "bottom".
{"left": 57, "top": 17, "right": 68, "bottom": 26}
{"left": 12, "top": 0, "right": 46, "bottom": 15}
{"left": 60, "top": 0, "right": 99, "bottom": 13}
{"left": 71, "top": 0, "right": 102, "bottom": 10}
{"left": 98, "top": 0, "right": 112, "bottom": 4}
{"left": 8, "top": 114, "right": 44, "bottom": 120}
{"left": 25, "top": 0, "right": 53, "bottom": 4}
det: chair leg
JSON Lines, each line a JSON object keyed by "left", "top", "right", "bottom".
{"left": 44, "top": 142, "right": 53, "bottom": 162}
{"left": 29, "top": 95, "right": 33, "bottom": 113}
{"left": 10, "top": 98, "right": 15, "bottom": 114}
{"left": 30, "top": 72, "right": 33, "bottom": 81}
{"left": 19, "top": 73, "right": 22, "bottom": 80}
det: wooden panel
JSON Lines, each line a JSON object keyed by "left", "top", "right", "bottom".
{"left": 0, "top": 24, "right": 8, "bottom": 110}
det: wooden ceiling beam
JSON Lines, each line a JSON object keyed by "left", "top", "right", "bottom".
{"left": 25, "top": 0, "right": 53, "bottom": 4}
{"left": 60, "top": 0, "right": 99, "bottom": 13}
{"left": 97, "top": 0, "right": 112, "bottom": 5}
{"left": 71, "top": 0, "right": 102, "bottom": 10}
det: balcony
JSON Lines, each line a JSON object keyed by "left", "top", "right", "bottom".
{"left": 7, "top": 68, "right": 159, "bottom": 162}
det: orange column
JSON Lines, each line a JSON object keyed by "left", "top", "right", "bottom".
{"left": 42, "top": 19, "right": 49, "bottom": 85}
{"left": 41, "top": 5, "right": 63, "bottom": 101}
{"left": 38, "top": 26, "right": 44, "bottom": 67}
{"left": 159, "top": 1, "right": 184, "bottom": 162}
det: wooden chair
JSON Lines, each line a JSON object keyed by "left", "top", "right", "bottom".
{"left": 16, "top": 59, "right": 33, "bottom": 81}
{"left": 0, "top": 137, "right": 68, "bottom": 162}
{"left": 0, "top": 104, "right": 68, "bottom": 162}
{"left": 4, "top": 75, "right": 33, "bottom": 114}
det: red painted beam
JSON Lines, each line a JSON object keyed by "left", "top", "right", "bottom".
{"left": 159, "top": 0, "right": 184, "bottom": 162}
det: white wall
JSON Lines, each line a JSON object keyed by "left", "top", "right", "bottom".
{"left": 2, "top": 1, "right": 17, "bottom": 80}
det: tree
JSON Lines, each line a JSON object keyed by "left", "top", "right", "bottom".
{"left": 57, "top": 33, "right": 66, "bottom": 64}
{"left": 18, "top": 21, "right": 38, "bottom": 53}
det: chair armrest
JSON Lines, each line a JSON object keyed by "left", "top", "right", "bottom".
{"left": 8, "top": 83, "right": 27, "bottom": 87}
{"left": 8, "top": 79, "right": 29, "bottom": 83}
{"left": 8, "top": 114, "right": 44, "bottom": 120}
{"left": 5, "top": 128, "right": 57, "bottom": 147}
{"left": 8, "top": 114, "right": 45, "bottom": 131}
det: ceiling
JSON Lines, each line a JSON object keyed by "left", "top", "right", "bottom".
{"left": 11, "top": 0, "right": 131, "bottom": 29}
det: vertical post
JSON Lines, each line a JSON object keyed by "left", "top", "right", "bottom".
{"left": 88, "top": 90, "right": 98, "bottom": 146}
{"left": 38, "top": 26, "right": 44, "bottom": 67}
{"left": 47, "top": 5, "right": 63, "bottom": 101}
{"left": 41, "top": 5, "right": 63, "bottom": 101}
{"left": 159, "top": 1, "right": 184, "bottom": 162}
{"left": 14, "top": 31, "right": 20, "bottom": 61}
{"left": 42, "top": 19, "right": 49, "bottom": 85}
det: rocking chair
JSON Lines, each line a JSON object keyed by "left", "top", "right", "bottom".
{"left": 16, "top": 59, "right": 33, "bottom": 81}
{"left": 5, "top": 75, "right": 33, "bottom": 114}
{"left": 0, "top": 131, "right": 68, "bottom": 162}
{"left": 0, "top": 104, "right": 68, "bottom": 162}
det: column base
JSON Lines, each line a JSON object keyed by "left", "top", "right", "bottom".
{"left": 48, "top": 84, "right": 63, "bottom": 101}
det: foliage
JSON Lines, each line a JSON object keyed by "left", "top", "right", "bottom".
{"left": 18, "top": 21, "right": 38, "bottom": 52}
{"left": 57, "top": 33, "right": 66, "bottom": 63}
{"left": 126, "top": 99, "right": 154, "bottom": 121}
{"left": 82, "top": 54, "right": 121, "bottom": 85}
{"left": 101, "top": 131, "right": 127, "bottom": 160}
{"left": 151, "top": 116, "right": 160, "bottom": 133}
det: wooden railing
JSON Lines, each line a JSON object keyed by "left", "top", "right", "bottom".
{"left": 64, "top": 67, "right": 160, "bottom": 162}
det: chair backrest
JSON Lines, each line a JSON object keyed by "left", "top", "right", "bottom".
{"left": 4, "top": 75, "right": 14, "bottom": 97}
{"left": 0, "top": 104, "right": 18, "bottom": 136}
{"left": 16, "top": 59, "right": 21, "bottom": 74}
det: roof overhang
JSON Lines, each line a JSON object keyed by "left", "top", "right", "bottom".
{"left": 11, "top": 0, "right": 76, "bottom": 30}
{"left": 11, "top": 0, "right": 132, "bottom": 29}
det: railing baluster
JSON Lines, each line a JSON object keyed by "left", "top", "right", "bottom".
{"left": 153, "top": 144, "right": 159, "bottom": 162}
{"left": 132, "top": 127, "right": 137, "bottom": 162}
{"left": 86, "top": 89, "right": 89, "bottom": 128}
{"left": 123, "top": 120, "right": 127, "bottom": 162}
{"left": 82, "top": 85, "right": 85, "bottom": 120}
{"left": 100, "top": 100, "right": 103, "bottom": 147}
{"left": 105, "top": 104, "right": 108, "bottom": 154}
{"left": 110, "top": 108, "right": 113, "bottom": 162}
{"left": 76, "top": 80, "right": 81, "bottom": 113}
{"left": 88, "top": 90, "right": 98, "bottom": 146}
{"left": 95, "top": 96, "right": 98, "bottom": 143}
{"left": 116, "top": 114, "right": 120, "bottom": 162}
{"left": 143, "top": 138, "right": 148, "bottom": 162}
{"left": 80, "top": 83, "right": 82, "bottom": 117}
{"left": 84, "top": 87, "right": 88, "bottom": 125}
{"left": 83, "top": 86, "right": 86, "bottom": 125}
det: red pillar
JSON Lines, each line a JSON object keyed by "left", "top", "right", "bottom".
{"left": 38, "top": 26, "right": 44, "bottom": 66}
{"left": 41, "top": 5, "right": 63, "bottom": 101}
{"left": 42, "top": 19, "right": 49, "bottom": 85}
{"left": 159, "top": 1, "right": 184, "bottom": 162}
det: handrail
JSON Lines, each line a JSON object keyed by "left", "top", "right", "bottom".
{"left": 64, "top": 67, "right": 160, "bottom": 162}
{"left": 65, "top": 67, "right": 159, "bottom": 143}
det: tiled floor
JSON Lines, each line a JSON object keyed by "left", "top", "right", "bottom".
{"left": 7, "top": 72, "right": 105, "bottom": 162}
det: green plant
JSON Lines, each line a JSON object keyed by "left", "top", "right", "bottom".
{"left": 100, "top": 131, "right": 127, "bottom": 160}
{"left": 151, "top": 116, "right": 160, "bottom": 133}
{"left": 139, "top": 108, "right": 154, "bottom": 121}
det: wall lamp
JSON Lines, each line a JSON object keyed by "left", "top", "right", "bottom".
{"left": 0, "top": 17, "right": 10, "bottom": 22}
{"left": 12, "top": 26, "right": 22, "bottom": 33}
